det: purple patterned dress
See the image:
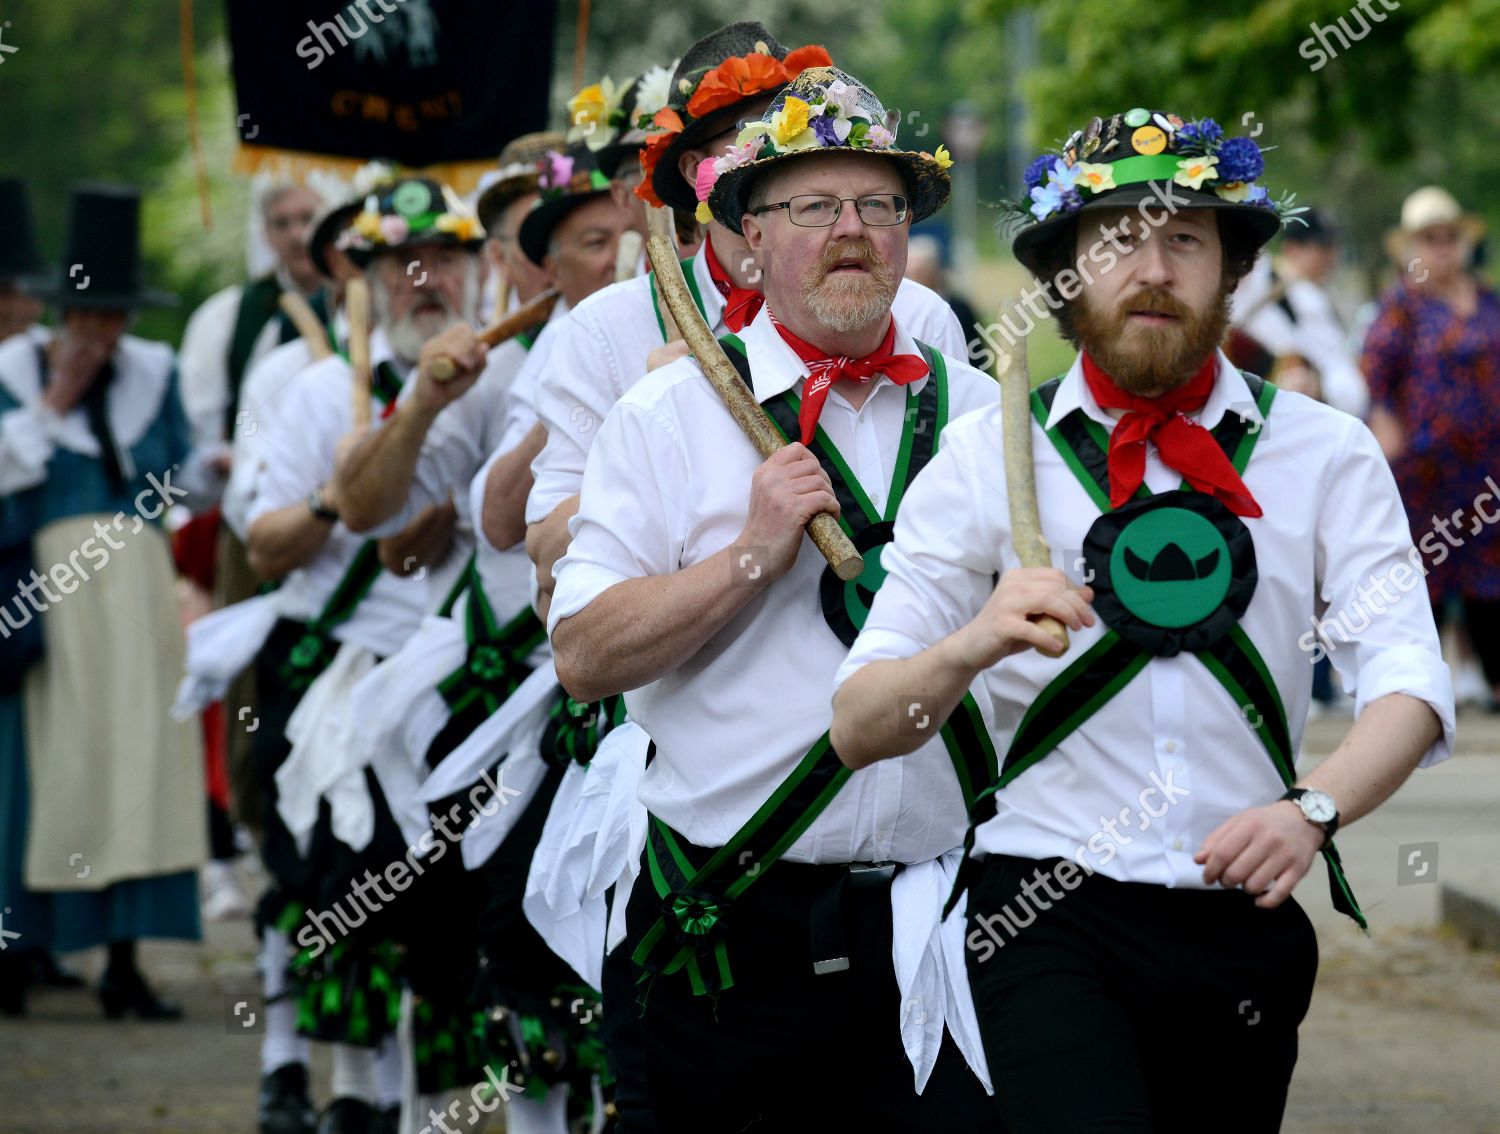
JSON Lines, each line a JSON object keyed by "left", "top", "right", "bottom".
{"left": 1362, "top": 280, "right": 1500, "bottom": 602}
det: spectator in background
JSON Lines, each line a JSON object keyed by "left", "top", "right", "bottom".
{"left": 1363, "top": 186, "right": 1500, "bottom": 708}
{"left": 0, "top": 185, "right": 210, "bottom": 1020}
{"left": 0, "top": 180, "right": 47, "bottom": 346}
{"left": 907, "top": 233, "right": 984, "bottom": 367}
{"left": 1230, "top": 208, "right": 1369, "bottom": 418}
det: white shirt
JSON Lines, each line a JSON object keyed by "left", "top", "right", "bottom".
{"left": 836, "top": 350, "right": 1456, "bottom": 886}
{"left": 1233, "top": 263, "right": 1369, "bottom": 419}
{"left": 178, "top": 280, "right": 293, "bottom": 449}
{"left": 247, "top": 330, "right": 431, "bottom": 657}
{"left": 549, "top": 306, "right": 998, "bottom": 864}
{"left": 527, "top": 241, "right": 968, "bottom": 525}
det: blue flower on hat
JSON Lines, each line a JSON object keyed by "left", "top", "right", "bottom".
{"left": 1023, "top": 154, "right": 1053, "bottom": 192}
{"left": 1216, "top": 137, "right": 1265, "bottom": 184}
{"left": 1175, "top": 119, "right": 1224, "bottom": 155}
{"left": 1029, "top": 181, "right": 1063, "bottom": 220}
{"left": 1047, "top": 158, "right": 1082, "bottom": 191}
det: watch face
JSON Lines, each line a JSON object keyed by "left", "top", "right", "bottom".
{"left": 1301, "top": 790, "right": 1337, "bottom": 823}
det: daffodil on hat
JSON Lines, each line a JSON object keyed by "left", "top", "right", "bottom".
{"left": 1005, "top": 109, "right": 1303, "bottom": 274}
{"left": 702, "top": 66, "right": 953, "bottom": 236}
{"left": 636, "top": 21, "right": 833, "bottom": 211}
{"left": 337, "top": 176, "right": 485, "bottom": 267}
{"left": 567, "top": 64, "right": 677, "bottom": 179}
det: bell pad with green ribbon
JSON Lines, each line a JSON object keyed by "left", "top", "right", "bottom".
{"left": 1084, "top": 489, "right": 1257, "bottom": 657}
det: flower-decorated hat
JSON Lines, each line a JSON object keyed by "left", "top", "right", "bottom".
{"left": 516, "top": 143, "right": 615, "bottom": 266}
{"left": 337, "top": 177, "right": 484, "bottom": 267}
{"left": 704, "top": 66, "right": 954, "bottom": 237}
{"left": 568, "top": 65, "right": 677, "bottom": 180}
{"left": 474, "top": 132, "right": 568, "bottom": 235}
{"left": 639, "top": 21, "right": 832, "bottom": 212}
{"left": 1007, "top": 110, "right": 1295, "bottom": 274}
{"left": 305, "top": 161, "right": 396, "bottom": 279}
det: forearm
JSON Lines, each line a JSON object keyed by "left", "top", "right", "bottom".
{"left": 1300, "top": 692, "right": 1441, "bottom": 827}
{"left": 526, "top": 496, "right": 579, "bottom": 592}
{"left": 482, "top": 423, "right": 545, "bottom": 551}
{"left": 551, "top": 547, "right": 764, "bottom": 701}
{"left": 336, "top": 403, "right": 438, "bottom": 532}
{"left": 831, "top": 634, "right": 982, "bottom": 769}
{"left": 246, "top": 504, "right": 335, "bottom": 581}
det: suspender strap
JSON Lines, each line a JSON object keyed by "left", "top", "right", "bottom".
{"left": 539, "top": 691, "right": 628, "bottom": 769}
{"left": 278, "top": 540, "right": 385, "bottom": 691}
{"left": 436, "top": 552, "right": 477, "bottom": 618}
{"left": 649, "top": 257, "right": 709, "bottom": 343}
{"left": 631, "top": 734, "right": 852, "bottom": 997}
{"left": 225, "top": 276, "right": 287, "bottom": 436}
{"left": 434, "top": 560, "right": 547, "bottom": 717}
{"left": 371, "top": 360, "right": 404, "bottom": 408}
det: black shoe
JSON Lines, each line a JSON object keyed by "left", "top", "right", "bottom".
{"left": 259, "top": 1063, "right": 317, "bottom": 1134}
{"left": 316, "top": 1098, "right": 377, "bottom": 1134}
{"left": 26, "top": 951, "right": 85, "bottom": 988}
{"left": 98, "top": 967, "right": 184, "bottom": 1020}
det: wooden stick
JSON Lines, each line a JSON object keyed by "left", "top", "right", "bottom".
{"left": 277, "top": 291, "right": 332, "bottom": 360}
{"left": 646, "top": 208, "right": 680, "bottom": 341}
{"left": 996, "top": 302, "right": 1068, "bottom": 652}
{"left": 646, "top": 234, "right": 863, "bottom": 582}
{"left": 614, "top": 229, "right": 643, "bottom": 283}
{"left": 428, "top": 290, "right": 561, "bottom": 382}
{"left": 346, "top": 278, "right": 373, "bottom": 429}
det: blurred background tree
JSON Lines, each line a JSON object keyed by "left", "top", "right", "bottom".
{"left": 0, "top": 0, "right": 1494, "bottom": 353}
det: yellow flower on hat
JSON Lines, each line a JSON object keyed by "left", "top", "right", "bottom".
{"left": 1174, "top": 155, "right": 1219, "bottom": 190}
{"left": 352, "top": 210, "right": 382, "bottom": 241}
{"left": 931, "top": 145, "right": 953, "bottom": 171}
{"left": 1073, "top": 161, "right": 1115, "bottom": 193}
{"left": 772, "top": 97, "right": 811, "bottom": 146}
{"left": 1215, "top": 180, "right": 1254, "bottom": 203}
{"left": 567, "top": 80, "right": 615, "bottom": 146}
{"left": 695, "top": 201, "right": 714, "bottom": 224}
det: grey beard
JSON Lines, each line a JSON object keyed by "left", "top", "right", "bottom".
{"left": 804, "top": 276, "right": 895, "bottom": 334}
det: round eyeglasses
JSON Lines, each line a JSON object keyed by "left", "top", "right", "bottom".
{"left": 750, "top": 193, "right": 910, "bottom": 228}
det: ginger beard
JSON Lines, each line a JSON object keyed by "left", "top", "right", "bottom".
{"left": 1069, "top": 278, "right": 1233, "bottom": 395}
{"left": 801, "top": 239, "right": 899, "bottom": 335}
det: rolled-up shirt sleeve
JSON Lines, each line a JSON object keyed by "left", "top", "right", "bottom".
{"left": 835, "top": 414, "right": 1002, "bottom": 689}
{"left": 547, "top": 393, "right": 687, "bottom": 634}
{"left": 1315, "top": 417, "right": 1455, "bottom": 766}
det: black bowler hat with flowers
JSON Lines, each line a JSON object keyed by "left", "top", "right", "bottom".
{"left": 703, "top": 66, "right": 954, "bottom": 237}
{"left": 336, "top": 177, "right": 485, "bottom": 268}
{"left": 516, "top": 143, "right": 615, "bottom": 266}
{"left": 1005, "top": 109, "right": 1302, "bottom": 274}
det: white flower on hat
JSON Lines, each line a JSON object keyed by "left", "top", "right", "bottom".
{"left": 635, "top": 63, "right": 675, "bottom": 122}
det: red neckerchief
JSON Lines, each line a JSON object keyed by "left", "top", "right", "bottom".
{"left": 1082, "top": 352, "right": 1262, "bottom": 518}
{"left": 704, "top": 232, "right": 764, "bottom": 333}
{"left": 772, "top": 314, "right": 929, "bottom": 446}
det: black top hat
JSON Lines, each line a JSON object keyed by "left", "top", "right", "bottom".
{"left": 29, "top": 183, "right": 176, "bottom": 309}
{"left": 517, "top": 144, "right": 615, "bottom": 267}
{"left": 644, "top": 22, "right": 831, "bottom": 212}
{"left": 0, "top": 179, "right": 45, "bottom": 284}
{"left": 1007, "top": 110, "right": 1287, "bottom": 276}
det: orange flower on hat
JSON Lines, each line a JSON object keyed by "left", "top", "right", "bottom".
{"left": 782, "top": 45, "right": 832, "bottom": 77}
{"left": 634, "top": 107, "right": 686, "bottom": 206}
{"left": 687, "top": 52, "right": 787, "bottom": 118}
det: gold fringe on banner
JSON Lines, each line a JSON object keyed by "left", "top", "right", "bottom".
{"left": 232, "top": 145, "right": 499, "bottom": 195}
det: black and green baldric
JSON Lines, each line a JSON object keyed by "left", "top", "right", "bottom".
{"left": 630, "top": 334, "right": 1002, "bottom": 998}
{"left": 947, "top": 371, "right": 1367, "bottom": 931}
{"left": 648, "top": 257, "right": 709, "bottom": 343}
{"left": 276, "top": 364, "right": 405, "bottom": 692}
{"left": 432, "top": 555, "right": 547, "bottom": 719}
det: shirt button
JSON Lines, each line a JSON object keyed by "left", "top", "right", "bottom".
{"left": 1163, "top": 740, "right": 1178, "bottom": 754}
{"left": 1172, "top": 838, "right": 1185, "bottom": 851}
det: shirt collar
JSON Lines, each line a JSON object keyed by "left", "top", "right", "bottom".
{"left": 690, "top": 239, "right": 727, "bottom": 331}
{"left": 1044, "top": 348, "right": 1260, "bottom": 434}
{"left": 738, "top": 304, "right": 930, "bottom": 405}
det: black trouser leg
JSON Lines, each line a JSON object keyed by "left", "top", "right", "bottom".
{"left": 1460, "top": 597, "right": 1500, "bottom": 689}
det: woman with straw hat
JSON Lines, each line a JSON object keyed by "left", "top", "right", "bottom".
{"left": 1364, "top": 186, "right": 1500, "bottom": 704}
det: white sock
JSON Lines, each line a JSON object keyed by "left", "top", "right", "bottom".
{"left": 374, "top": 1034, "right": 403, "bottom": 1108}
{"left": 505, "top": 1087, "right": 569, "bottom": 1134}
{"left": 259, "top": 929, "right": 310, "bottom": 1075}
{"left": 331, "top": 1043, "right": 378, "bottom": 1104}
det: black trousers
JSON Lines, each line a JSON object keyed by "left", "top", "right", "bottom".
{"left": 965, "top": 855, "right": 1318, "bottom": 1134}
{"left": 609, "top": 841, "right": 999, "bottom": 1134}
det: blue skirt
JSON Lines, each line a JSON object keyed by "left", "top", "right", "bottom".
{"left": 0, "top": 690, "right": 201, "bottom": 953}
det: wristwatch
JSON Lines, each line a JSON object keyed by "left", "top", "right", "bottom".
{"left": 307, "top": 487, "right": 339, "bottom": 523}
{"left": 1281, "top": 787, "right": 1339, "bottom": 847}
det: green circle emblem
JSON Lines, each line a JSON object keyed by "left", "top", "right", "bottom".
{"left": 390, "top": 181, "right": 433, "bottom": 218}
{"left": 1109, "top": 506, "right": 1231, "bottom": 628}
